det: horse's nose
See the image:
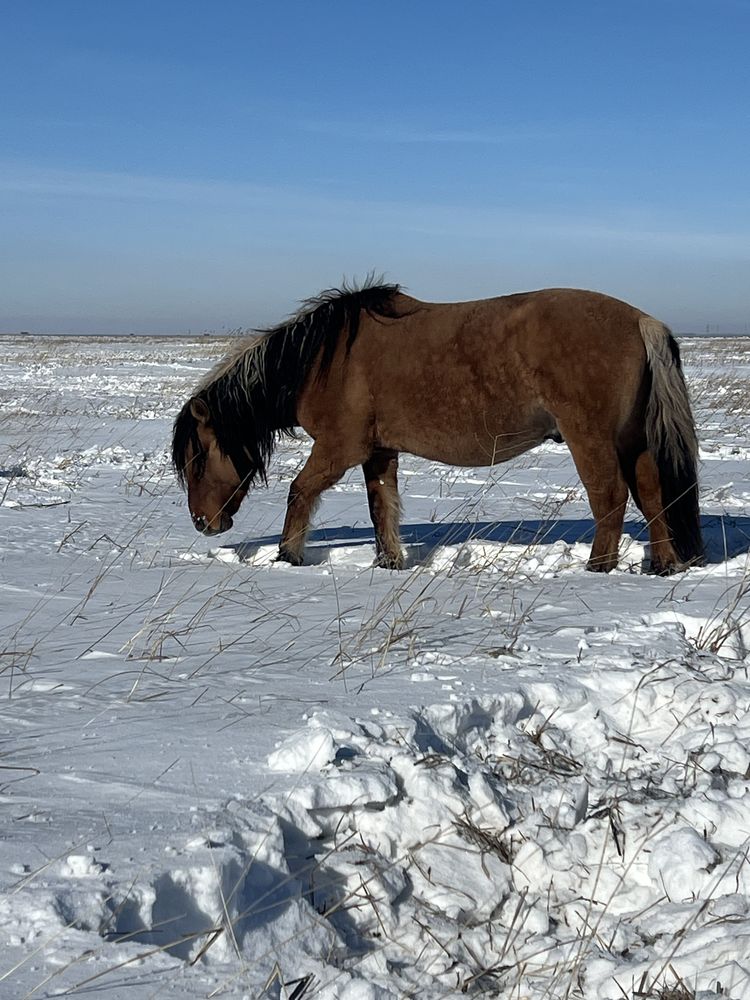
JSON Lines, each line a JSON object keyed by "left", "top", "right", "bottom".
{"left": 191, "top": 512, "right": 233, "bottom": 535}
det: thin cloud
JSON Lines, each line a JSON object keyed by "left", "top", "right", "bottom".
{"left": 2, "top": 162, "right": 748, "bottom": 259}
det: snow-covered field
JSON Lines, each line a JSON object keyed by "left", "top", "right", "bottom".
{"left": 2, "top": 332, "right": 750, "bottom": 1000}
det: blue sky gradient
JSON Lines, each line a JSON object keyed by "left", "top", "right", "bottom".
{"left": 2, "top": 0, "right": 749, "bottom": 333}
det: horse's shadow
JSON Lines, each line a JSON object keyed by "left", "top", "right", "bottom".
{"left": 227, "top": 514, "right": 750, "bottom": 568}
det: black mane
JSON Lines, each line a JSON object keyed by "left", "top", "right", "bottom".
{"left": 172, "top": 280, "right": 402, "bottom": 488}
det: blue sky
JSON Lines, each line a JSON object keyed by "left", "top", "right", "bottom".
{"left": 1, "top": 0, "right": 749, "bottom": 333}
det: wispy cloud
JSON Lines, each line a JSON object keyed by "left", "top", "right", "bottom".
{"left": 0, "top": 164, "right": 273, "bottom": 205}
{"left": 298, "top": 112, "right": 731, "bottom": 147}
{"left": 299, "top": 119, "right": 562, "bottom": 145}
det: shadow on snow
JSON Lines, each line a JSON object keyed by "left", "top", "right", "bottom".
{"left": 227, "top": 514, "right": 750, "bottom": 568}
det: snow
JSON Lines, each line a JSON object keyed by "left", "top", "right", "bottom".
{"left": 1, "top": 333, "right": 750, "bottom": 998}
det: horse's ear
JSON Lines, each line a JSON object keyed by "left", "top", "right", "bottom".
{"left": 189, "top": 397, "right": 210, "bottom": 425}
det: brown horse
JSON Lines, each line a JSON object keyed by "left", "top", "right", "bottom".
{"left": 172, "top": 282, "right": 702, "bottom": 574}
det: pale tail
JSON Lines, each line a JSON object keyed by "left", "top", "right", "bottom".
{"left": 639, "top": 316, "right": 703, "bottom": 565}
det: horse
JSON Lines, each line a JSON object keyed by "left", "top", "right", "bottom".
{"left": 172, "top": 281, "right": 703, "bottom": 574}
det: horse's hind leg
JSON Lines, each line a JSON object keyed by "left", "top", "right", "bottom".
{"left": 362, "top": 448, "right": 404, "bottom": 569}
{"left": 620, "top": 448, "right": 681, "bottom": 574}
{"left": 278, "top": 442, "right": 359, "bottom": 565}
{"left": 563, "top": 429, "right": 629, "bottom": 572}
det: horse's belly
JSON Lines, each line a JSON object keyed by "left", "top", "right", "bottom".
{"left": 377, "top": 408, "right": 552, "bottom": 467}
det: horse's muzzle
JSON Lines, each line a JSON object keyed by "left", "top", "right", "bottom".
{"left": 192, "top": 512, "right": 233, "bottom": 535}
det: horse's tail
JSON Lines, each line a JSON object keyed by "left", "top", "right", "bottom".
{"left": 638, "top": 315, "right": 703, "bottom": 565}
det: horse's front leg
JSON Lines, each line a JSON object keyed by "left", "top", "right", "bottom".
{"left": 362, "top": 448, "right": 404, "bottom": 569}
{"left": 277, "top": 443, "right": 353, "bottom": 566}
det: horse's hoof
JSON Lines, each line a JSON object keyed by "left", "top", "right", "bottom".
{"left": 375, "top": 552, "right": 405, "bottom": 570}
{"left": 649, "top": 559, "right": 679, "bottom": 576}
{"left": 276, "top": 549, "right": 303, "bottom": 566}
{"left": 585, "top": 559, "right": 616, "bottom": 573}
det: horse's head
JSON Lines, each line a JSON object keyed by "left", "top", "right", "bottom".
{"left": 174, "top": 397, "right": 251, "bottom": 536}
